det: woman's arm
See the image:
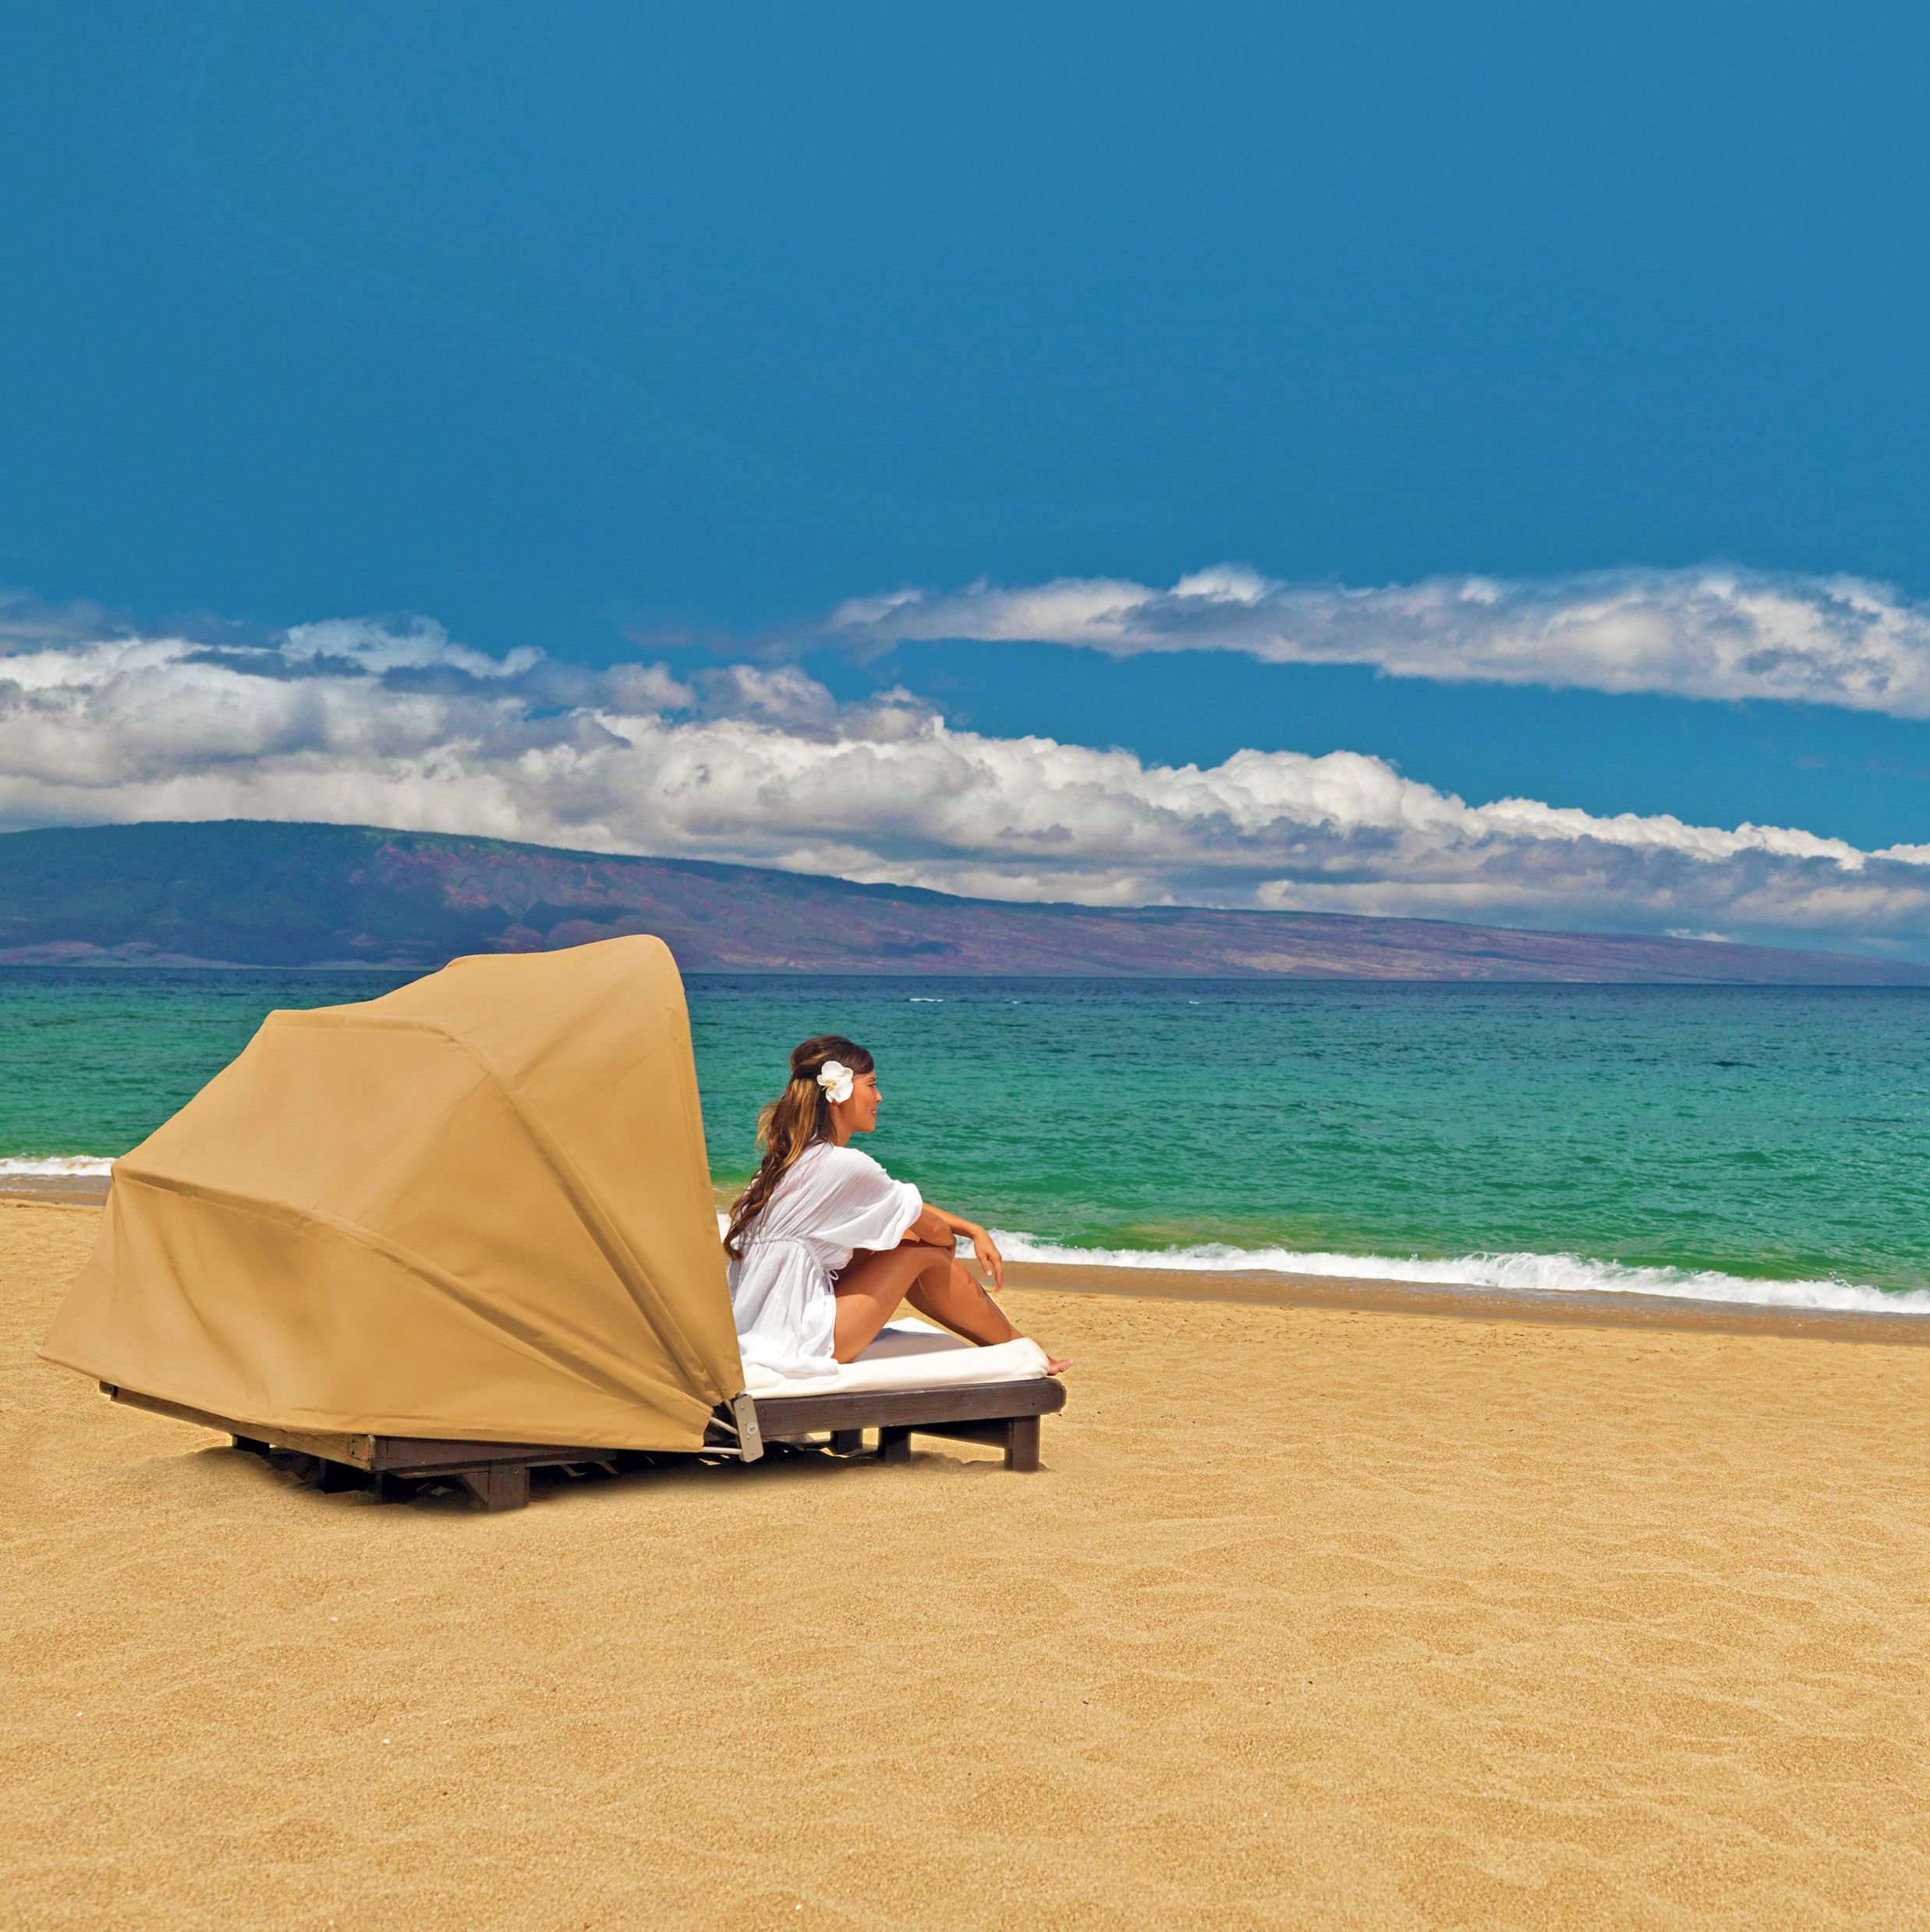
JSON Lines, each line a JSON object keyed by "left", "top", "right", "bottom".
{"left": 902, "top": 1201, "right": 1004, "bottom": 1289}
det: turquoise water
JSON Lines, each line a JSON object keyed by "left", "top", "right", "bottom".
{"left": 5, "top": 968, "right": 1929, "bottom": 1312}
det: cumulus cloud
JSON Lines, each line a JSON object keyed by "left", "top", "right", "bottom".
{"left": 828, "top": 564, "right": 1930, "bottom": 719}
{"left": 7, "top": 610, "right": 1930, "bottom": 954}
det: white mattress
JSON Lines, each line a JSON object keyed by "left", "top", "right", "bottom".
{"left": 741, "top": 1318, "right": 1051, "bottom": 1398}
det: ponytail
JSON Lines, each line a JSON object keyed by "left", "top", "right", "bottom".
{"left": 723, "top": 1034, "right": 874, "bottom": 1258}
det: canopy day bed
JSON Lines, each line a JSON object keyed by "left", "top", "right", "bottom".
{"left": 42, "top": 938, "right": 1064, "bottom": 1509}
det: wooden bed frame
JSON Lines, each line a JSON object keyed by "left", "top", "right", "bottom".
{"left": 100, "top": 1375, "right": 1068, "bottom": 1511}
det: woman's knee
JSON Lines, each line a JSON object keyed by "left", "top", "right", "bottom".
{"left": 835, "top": 1242, "right": 940, "bottom": 1307}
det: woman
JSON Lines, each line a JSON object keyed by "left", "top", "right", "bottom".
{"left": 724, "top": 1034, "right": 1067, "bottom": 1378}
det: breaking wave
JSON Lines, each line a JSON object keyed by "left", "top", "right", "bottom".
{"left": 989, "top": 1230, "right": 1930, "bottom": 1317}
{"left": 0, "top": 1154, "right": 115, "bottom": 1177}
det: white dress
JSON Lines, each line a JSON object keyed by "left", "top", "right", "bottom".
{"left": 727, "top": 1141, "right": 925, "bottom": 1378}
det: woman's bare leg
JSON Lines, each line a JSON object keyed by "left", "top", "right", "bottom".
{"left": 907, "top": 1256, "right": 1022, "bottom": 1347}
{"left": 831, "top": 1239, "right": 1022, "bottom": 1362}
{"left": 913, "top": 1262, "right": 1070, "bottom": 1374}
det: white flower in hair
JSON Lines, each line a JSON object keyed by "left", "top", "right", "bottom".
{"left": 816, "top": 1060, "right": 855, "bottom": 1104}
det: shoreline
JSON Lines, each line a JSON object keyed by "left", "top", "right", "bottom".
{"left": 1003, "top": 1256, "right": 1930, "bottom": 1346}
{"left": 0, "top": 1177, "right": 111, "bottom": 1206}
{"left": 10, "top": 1184, "right": 1928, "bottom": 1346}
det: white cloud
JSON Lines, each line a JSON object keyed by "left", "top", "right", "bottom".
{"left": 282, "top": 617, "right": 543, "bottom": 679}
{"left": 7, "top": 613, "right": 1930, "bottom": 954}
{"left": 828, "top": 564, "right": 1930, "bottom": 718}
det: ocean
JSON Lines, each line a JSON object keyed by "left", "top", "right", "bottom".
{"left": 5, "top": 968, "right": 1928, "bottom": 1316}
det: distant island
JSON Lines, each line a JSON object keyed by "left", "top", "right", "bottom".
{"left": 2, "top": 819, "right": 1925, "bottom": 983}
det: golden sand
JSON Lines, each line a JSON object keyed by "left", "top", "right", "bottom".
{"left": 5, "top": 1200, "right": 1929, "bottom": 1930}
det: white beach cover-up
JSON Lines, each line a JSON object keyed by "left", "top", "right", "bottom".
{"left": 727, "top": 1142, "right": 924, "bottom": 1378}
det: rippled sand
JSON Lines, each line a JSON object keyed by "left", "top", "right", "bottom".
{"left": 6, "top": 1200, "right": 1929, "bottom": 1930}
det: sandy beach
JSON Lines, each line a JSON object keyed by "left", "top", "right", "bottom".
{"left": 7, "top": 1198, "right": 1930, "bottom": 1930}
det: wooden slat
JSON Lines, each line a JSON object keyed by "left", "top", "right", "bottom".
{"left": 753, "top": 1378, "right": 1065, "bottom": 1438}
{"left": 367, "top": 1436, "right": 625, "bottom": 1474}
{"left": 104, "top": 1389, "right": 622, "bottom": 1475}
{"left": 106, "top": 1385, "right": 375, "bottom": 1467}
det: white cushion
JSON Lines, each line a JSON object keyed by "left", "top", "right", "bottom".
{"left": 740, "top": 1318, "right": 1050, "bottom": 1397}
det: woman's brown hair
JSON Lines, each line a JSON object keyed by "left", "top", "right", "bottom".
{"left": 723, "top": 1035, "right": 875, "bottom": 1258}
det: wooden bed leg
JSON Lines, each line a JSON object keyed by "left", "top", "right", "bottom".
{"left": 316, "top": 1459, "right": 363, "bottom": 1493}
{"left": 877, "top": 1426, "right": 912, "bottom": 1465}
{"left": 232, "top": 1435, "right": 270, "bottom": 1457}
{"left": 1005, "top": 1416, "right": 1042, "bottom": 1473}
{"left": 462, "top": 1463, "right": 530, "bottom": 1511}
{"left": 830, "top": 1429, "right": 866, "bottom": 1454}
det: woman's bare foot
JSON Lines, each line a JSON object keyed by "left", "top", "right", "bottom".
{"left": 1045, "top": 1355, "right": 1071, "bottom": 1375}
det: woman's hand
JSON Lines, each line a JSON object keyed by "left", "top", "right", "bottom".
{"left": 968, "top": 1223, "right": 1004, "bottom": 1290}
{"left": 909, "top": 1202, "right": 1005, "bottom": 1289}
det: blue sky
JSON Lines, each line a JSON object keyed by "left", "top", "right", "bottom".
{"left": 6, "top": 3, "right": 1930, "bottom": 951}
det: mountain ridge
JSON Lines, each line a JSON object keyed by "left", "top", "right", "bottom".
{"left": 2, "top": 819, "right": 1925, "bottom": 984}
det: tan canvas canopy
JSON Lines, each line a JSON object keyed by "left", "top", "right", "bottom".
{"left": 42, "top": 936, "right": 745, "bottom": 1451}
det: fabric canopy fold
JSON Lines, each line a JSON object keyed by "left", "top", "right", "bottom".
{"left": 42, "top": 936, "right": 745, "bottom": 1450}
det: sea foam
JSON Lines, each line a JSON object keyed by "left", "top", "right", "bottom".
{"left": 989, "top": 1230, "right": 1930, "bottom": 1318}
{"left": 0, "top": 1154, "right": 115, "bottom": 1177}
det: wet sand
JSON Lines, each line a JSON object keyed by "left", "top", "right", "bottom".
{"left": 0, "top": 1175, "right": 110, "bottom": 1207}
{"left": 6, "top": 1198, "right": 1930, "bottom": 1929}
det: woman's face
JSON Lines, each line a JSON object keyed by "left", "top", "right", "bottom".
{"left": 832, "top": 1068, "right": 881, "bottom": 1136}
